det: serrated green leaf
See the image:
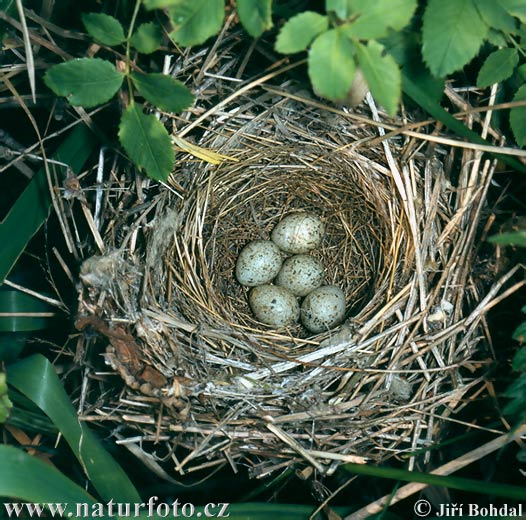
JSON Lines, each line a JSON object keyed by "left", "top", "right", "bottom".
{"left": 168, "top": 0, "right": 224, "bottom": 47}
{"left": 477, "top": 48, "right": 519, "bottom": 88}
{"left": 512, "top": 347, "right": 526, "bottom": 370}
{"left": 486, "top": 29, "right": 508, "bottom": 47}
{"left": 356, "top": 41, "right": 400, "bottom": 116}
{"left": 131, "top": 72, "right": 194, "bottom": 112}
{"left": 275, "top": 12, "right": 328, "bottom": 54}
{"left": 382, "top": 30, "right": 445, "bottom": 103}
{"left": 326, "top": 0, "right": 352, "bottom": 19}
{"left": 342, "top": 0, "right": 417, "bottom": 40}
{"left": 488, "top": 230, "right": 526, "bottom": 246}
{"left": 44, "top": 58, "right": 124, "bottom": 108}
{"left": 308, "top": 28, "right": 356, "bottom": 101}
{"left": 81, "top": 12, "right": 126, "bottom": 46}
{"left": 422, "top": 0, "right": 488, "bottom": 77}
{"left": 130, "top": 22, "right": 163, "bottom": 54}
{"left": 237, "top": 0, "right": 272, "bottom": 38}
{"left": 119, "top": 103, "right": 174, "bottom": 181}
{"left": 474, "top": 0, "right": 518, "bottom": 33}
{"left": 498, "top": 0, "right": 526, "bottom": 22}
{"left": 510, "top": 85, "right": 526, "bottom": 147}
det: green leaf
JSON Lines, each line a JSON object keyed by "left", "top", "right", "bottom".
{"left": 474, "top": 0, "right": 518, "bottom": 33}
{"left": 356, "top": 40, "right": 401, "bottom": 116}
{"left": 0, "top": 333, "right": 29, "bottom": 363}
{"left": 119, "top": 103, "right": 174, "bottom": 181}
{"left": 488, "top": 229, "right": 526, "bottom": 246}
{"left": 486, "top": 29, "right": 508, "bottom": 47}
{"left": 44, "top": 58, "right": 124, "bottom": 108}
{"left": 510, "top": 85, "right": 526, "bottom": 147}
{"left": 326, "top": 0, "right": 352, "bottom": 19}
{"left": 130, "top": 22, "right": 163, "bottom": 53}
{"left": 143, "top": 0, "right": 179, "bottom": 7}
{"left": 517, "top": 64, "right": 526, "bottom": 81}
{"left": 168, "top": 0, "right": 224, "bottom": 47}
{"left": 342, "top": 0, "right": 417, "bottom": 40}
{"left": 477, "top": 48, "right": 519, "bottom": 87}
{"left": 503, "top": 398, "right": 526, "bottom": 417}
{"left": 237, "top": 0, "right": 273, "bottom": 37}
{"left": 382, "top": 29, "right": 444, "bottom": 104}
{"left": 422, "top": 0, "right": 488, "bottom": 77}
{"left": 131, "top": 72, "right": 194, "bottom": 112}
{"left": 275, "top": 12, "right": 329, "bottom": 54}
{"left": 498, "top": 0, "right": 526, "bottom": 22}
{"left": 518, "top": 448, "right": 526, "bottom": 462}
{"left": 512, "top": 347, "right": 526, "bottom": 370}
{"left": 0, "top": 125, "right": 97, "bottom": 285}
{"left": 0, "top": 445, "right": 98, "bottom": 505}
{"left": 81, "top": 12, "right": 126, "bottom": 46}
{"left": 503, "top": 374, "right": 526, "bottom": 400}
{"left": 0, "top": 291, "right": 53, "bottom": 332}
{"left": 7, "top": 354, "right": 141, "bottom": 503}
{"left": 308, "top": 28, "right": 356, "bottom": 101}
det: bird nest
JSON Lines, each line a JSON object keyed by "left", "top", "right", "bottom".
{"left": 74, "top": 63, "right": 504, "bottom": 479}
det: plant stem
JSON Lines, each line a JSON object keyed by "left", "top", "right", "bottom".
{"left": 124, "top": 0, "right": 142, "bottom": 102}
{"left": 508, "top": 35, "right": 526, "bottom": 59}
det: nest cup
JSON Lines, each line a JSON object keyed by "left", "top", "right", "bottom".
{"left": 77, "top": 84, "right": 494, "bottom": 478}
{"left": 178, "top": 146, "right": 387, "bottom": 335}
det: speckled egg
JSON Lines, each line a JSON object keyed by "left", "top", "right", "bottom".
{"left": 301, "top": 285, "right": 346, "bottom": 333}
{"left": 249, "top": 285, "right": 300, "bottom": 327}
{"left": 235, "top": 240, "right": 283, "bottom": 287}
{"left": 275, "top": 255, "right": 324, "bottom": 297}
{"left": 271, "top": 212, "right": 324, "bottom": 254}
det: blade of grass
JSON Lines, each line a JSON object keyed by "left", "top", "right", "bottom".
{"left": 0, "top": 290, "right": 54, "bottom": 332}
{"left": 6, "top": 406, "right": 57, "bottom": 435}
{"left": 345, "top": 423, "right": 526, "bottom": 519}
{"left": 6, "top": 354, "right": 141, "bottom": 503}
{"left": 0, "top": 333, "right": 28, "bottom": 362}
{"left": 0, "top": 445, "right": 97, "bottom": 504}
{"left": 14, "top": 0, "right": 35, "bottom": 103}
{"left": 0, "top": 124, "right": 97, "bottom": 284}
{"left": 402, "top": 72, "right": 526, "bottom": 173}
{"left": 342, "top": 461, "right": 526, "bottom": 500}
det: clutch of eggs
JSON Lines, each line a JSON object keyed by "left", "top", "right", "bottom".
{"left": 235, "top": 212, "right": 346, "bottom": 332}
